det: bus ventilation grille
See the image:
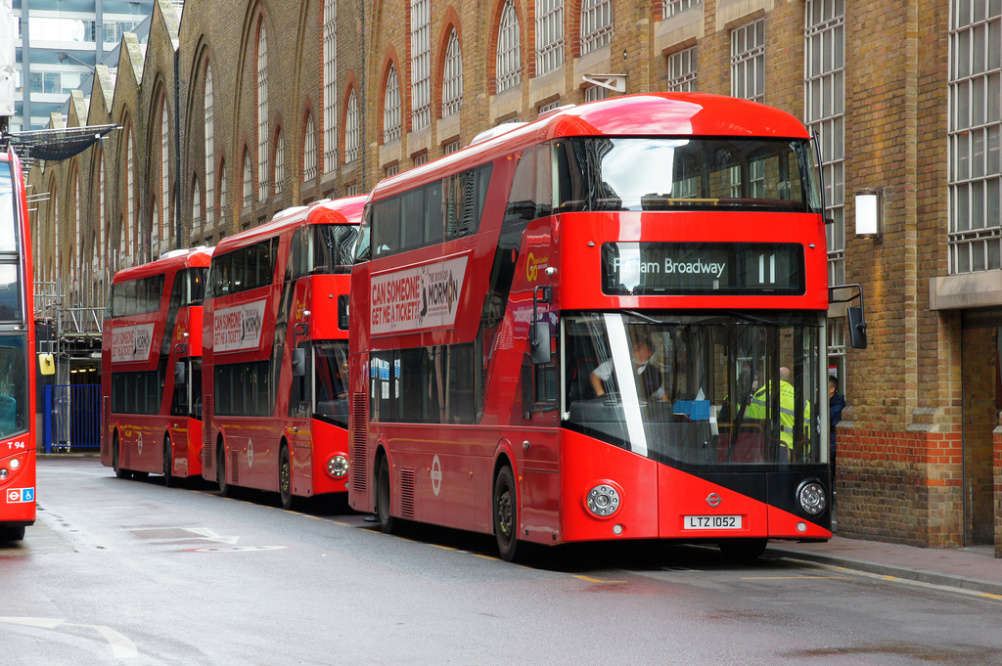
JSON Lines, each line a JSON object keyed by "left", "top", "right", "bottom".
{"left": 400, "top": 469, "right": 415, "bottom": 519}
{"left": 231, "top": 450, "right": 239, "bottom": 485}
{"left": 350, "top": 391, "right": 367, "bottom": 492}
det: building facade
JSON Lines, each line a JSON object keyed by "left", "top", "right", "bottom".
{"left": 25, "top": 0, "right": 1002, "bottom": 555}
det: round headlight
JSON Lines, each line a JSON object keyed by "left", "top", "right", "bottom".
{"left": 327, "top": 455, "right": 349, "bottom": 478}
{"left": 798, "top": 481, "right": 827, "bottom": 515}
{"left": 10, "top": 458, "right": 19, "bottom": 470}
{"left": 0, "top": 468, "right": 7, "bottom": 479}
{"left": 586, "top": 484, "right": 621, "bottom": 517}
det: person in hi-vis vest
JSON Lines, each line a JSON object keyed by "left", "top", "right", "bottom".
{"left": 745, "top": 366, "right": 811, "bottom": 462}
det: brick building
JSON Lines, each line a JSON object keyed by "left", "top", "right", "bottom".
{"left": 25, "top": 0, "right": 1002, "bottom": 555}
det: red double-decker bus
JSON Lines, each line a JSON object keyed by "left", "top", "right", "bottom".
{"left": 101, "top": 247, "right": 212, "bottom": 485}
{"left": 349, "top": 93, "right": 865, "bottom": 560}
{"left": 201, "top": 196, "right": 364, "bottom": 508}
{"left": 0, "top": 150, "right": 47, "bottom": 541}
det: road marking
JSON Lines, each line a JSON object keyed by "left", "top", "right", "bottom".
{"left": 189, "top": 545, "right": 287, "bottom": 553}
{"left": 130, "top": 526, "right": 239, "bottom": 545}
{"left": 573, "top": 575, "right": 627, "bottom": 584}
{"left": 741, "top": 575, "right": 851, "bottom": 580}
{"left": 0, "top": 617, "right": 139, "bottom": 658}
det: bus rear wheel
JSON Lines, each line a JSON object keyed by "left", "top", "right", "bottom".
{"left": 375, "top": 456, "right": 395, "bottom": 534}
{"left": 216, "top": 442, "right": 231, "bottom": 497}
{"left": 718, "top": 538, "right": 768, "bottom": 561}
{"left": 493, "top": 465, "right": 519, "bottom": 562}
{"left": 163, "top": 434, "right": 176, "bottom": 488}
{"left": 279, "top": 445, "right": 294, "bottom": 510}
{"left": 112, "top": 433, "right": 130, "bottom": 480}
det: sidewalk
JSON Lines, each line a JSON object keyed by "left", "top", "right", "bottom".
{"left": 765, "top": 536, "right": 1002, "bottom": 597}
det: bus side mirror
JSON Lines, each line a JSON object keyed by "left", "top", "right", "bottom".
{"left": 38, "top": 353, "right": 55, "bottom": 376}
{"left": 847, "top": 306, "right": 868, "bottom": 350}
{"left": 174, "top": 361, "right": 186, "bottom": 386}
{"left": 291, "top": 347, "right": 307, "bottom": 377}
{"left": 530, "top": 322, "right": 551, "bottom": 365}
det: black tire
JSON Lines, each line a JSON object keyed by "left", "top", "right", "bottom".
{"left": 0, "top": 525, "right": 25, "bottom": 541}
{"left": 279, "top": 445, "right": 294, "bottom": 510}
{"left": 718, "top": 538, "right": 768, "bottom": 561}
{"left": 375, "top": 456, "right": 395, "bottom": 534}
{"left": 216, "top": 440, "right": 231, "bottom": 497}
{"left": 163, "top": 434, "right": 176, "bottom": 488}
{"left": 112, "top": 433, "right": 130, "bottom": 480}
{"left": 493, "top": 465, "right": 519, "bottom": 562}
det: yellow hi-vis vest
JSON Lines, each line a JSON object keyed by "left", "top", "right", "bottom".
{"left": 745, "top": 381, "right": 811, "bottom": 450}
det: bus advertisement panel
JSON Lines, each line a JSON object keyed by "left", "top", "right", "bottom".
{"left": 0, "top": 150, "right": 41, "bottom": 541}
{"left": 100, "top": 247, "right": 212, "bottom": 485}
{"left": 201, "top": 196, "right": 364, "bottom": 509}
{"left": 349, "top": 93, "right": 864, "bottom": 561}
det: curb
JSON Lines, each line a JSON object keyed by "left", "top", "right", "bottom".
{"left": 765, "top": 546, "right": 1002, "bottom": 597}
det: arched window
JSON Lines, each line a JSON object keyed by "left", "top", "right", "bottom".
{"left": 126, "top": 124, "right": 135, "bottom": 263}
{"left": 205, "top": 62, "right": 215, "bottom": 226}
{"left": 192, "top": 177, "right": 202, "bottom": 232}
{"left": 581, "top": 0, "right": 613, "bottom": 55}
{"left": 257, "top": 17, "right": 270, "bottom": 201}
{"left": 243, "top": 150, "right": 253, "bottom": 207}
{"left": 442, "top": 30, "right": 463, "bottom": 117}
{"left": 98, "top": 154, "right": 105, "bottom": 276}
{"left": 410, "top": 0, "right": 431, "bottom": 129}
{"left": 160, "top": 94, "right": 170, "bottom": 243}
{"left": 345, "top": 89, "right": 360, "bottom": 163}
{"left": 536, "top": 0, "right": 564, "bottom": 75}
{"left": 150, "top": 199, "right": 159, "bottom": 260}
{"left": 274, "top": 130, "right": 285, "bottom": 195}
{"left": 323, "top": 0, "right": 338, "bottom": 173}
{"left": 384, "top": 64, "right": 401, "bottom": 142}
{"left": 219, "top": 160, "right": 228, "bottom": 222}
{"left": 303, "top": 113, "right": 317, "bottom": 182}
{"left": 496, "top": 0, "right": 521, "bottom": 93}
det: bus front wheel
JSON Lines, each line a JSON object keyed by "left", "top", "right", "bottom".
{"left": 493, "top": 465, "right": 519, "bottom": 562}
{"left": 375, "top": 456, "right": 395, "bottom": 534}
{"left": 217, "top": 442, "right": 231, "bottom": 497}
{"left": 163, "top": 434, "right": 176, "bottom": 488}
{"left": 279, "top": 445, "right": 294, "bottom": 510}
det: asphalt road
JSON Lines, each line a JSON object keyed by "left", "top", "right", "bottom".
{"left": 1, "top": 458, "right": 1000, "bottom": 665}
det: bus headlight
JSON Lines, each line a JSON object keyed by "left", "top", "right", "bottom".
{"left": 327, "top": 455, "right": 349, "bottom": 478}
{"left": 797, "top": 481, "right": 827, "bottom": 515}
{"left": 586, "top": 484, "right": 621, "bottom": 517}
{"left": 10, "top": 458, "right": 19, "bottom": 470}
{"left": 0, "top": 468, "right": 7, "bottom": 479}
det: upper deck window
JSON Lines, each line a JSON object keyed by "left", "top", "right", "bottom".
{"left": 107, "top": 274, "right": 166, "bottom": 318}
{"left": 209, "top": 238, "right": 277, "bottom": 298}
{"left": 554, "top": 137, "right": 821, "bottom": 214}
{"left": 291, "top": 224, "right": 360, "bottom": 278}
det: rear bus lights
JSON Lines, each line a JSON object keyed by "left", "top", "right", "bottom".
{"left": 327, "top": 455, "right": 349, "bottom": 479}
{"left": 797, "top": 480, "right": 827, "bottom": 515}
{"left": 585, "top": 483, "right": 621, "bottom": 518}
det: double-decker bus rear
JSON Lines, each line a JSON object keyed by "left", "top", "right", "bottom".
{"left": 0, "top": 151, "right": 40, "bottom": 541}
{"left": 101, "top": 248, "right": 211, "bottom": 484}
{"left": 202, "top": 196, "right": 362, "bottom": 508}
{"left": 351, "top": 93, "right": 862, "bottom": 561}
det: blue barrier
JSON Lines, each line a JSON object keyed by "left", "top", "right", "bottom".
{"left": 44, "top": 384, "right": 101, "bottom": 453}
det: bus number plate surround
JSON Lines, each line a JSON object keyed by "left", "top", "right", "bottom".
{"left": 683, "top": 515, "right": 742, "bottom": 530}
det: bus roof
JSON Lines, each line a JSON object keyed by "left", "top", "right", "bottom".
{"left": 112, "top": 246, "right": 213, "bottom": 284}
{"left": 371, "top": 92, "right": 812, "bottom": 199}
{"left": 212, "top": 194, "right": 366, "bottom": 257}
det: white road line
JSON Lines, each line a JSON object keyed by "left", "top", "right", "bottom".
{"left": 0, "top": 617, "right": 139, "bottom": 658}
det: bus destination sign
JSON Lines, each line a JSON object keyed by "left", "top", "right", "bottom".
{"left": 601, "top": 242, "right": 804, "bottom": 296}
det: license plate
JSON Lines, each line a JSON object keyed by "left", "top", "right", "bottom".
{"left": 684, "top": 515, "right": 742, "bottom": 530}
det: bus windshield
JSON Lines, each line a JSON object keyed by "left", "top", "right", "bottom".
{"left": 555, "top": 137, "right": 822, "bottom": 213}
{"left": 562, "top": 311, "right": 824, "bottom": 468}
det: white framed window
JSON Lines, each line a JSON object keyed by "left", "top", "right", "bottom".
{"left": 949, "top": 0, "right": 1002, "bottom": 273}
{"left": 345, "top": 90, "right": 360, "bottom": 163}
{"left": 323, "top": 0, "right": 338, "bottom": 173}
{"left": 127, "top": 126, "right": 135, "bottom": 262}
{"left": 385, "top": 164, "right": 399, "bottom": 177}
{"left": 257, "top": 18, "right": 270, "bottom": 201}
{"left": 411, "top": 0, "right": 431, "bottom": 130}
{"left": 444, "top": 140, "right": 461, "bottom": 155}
{"left": 243, "top": 151, "right": 253, "bottom": 207}
{"left": 538, "top": 99, "right": 560, "bottom": 114}
{"left": 219, "top": 162, "right": 228, "bottom": 223}
{"left": 204, "top": 63, "right": 215, "bottom": 226}
{"left": 806, "top": 0, "right": 845, "bottom": 286}
{"left": 731, "top": 19, "right": 765, "bottom": 102}
{"left": 667, "top": 46, "right": 697, "bottom": 92}
{"left": 304, "top": 113, "right": 317, "bottom": 182}
{"left": 581, "top": 0, "right": 613, "bottom": 56}
{"left": 584, "top": 85, "right": 609, "bottom": 103}
{"left": 536, "top": 0, "right": 564, "bottom": 76}
{"left": 443, "top": 30, "right": 463, "bottom": 117}
{"left": 384, "top": 65, "right": 402, "bottom": 142}
{"left": 663, "top": 0, "right": 700, "bottom": 19}
{"left": 496, "top": 0, "right": 521, "bottom": 94}
{"left": 347, "top": 183, "right": 361, "bottom": 196}
{"left": 160, "top": 95, "right": 169, "bottom": 243}
{"left": 274, "top": 130, "right": 285, "bottom": 195}
{"left": 413, "top": 153, "right": 428, "bottom": 166}
{"left": 151, "top": 200, "right": 159, "bottom": 260}
{"left": 192, "top": 178, "right": 202, "bottom": 231}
